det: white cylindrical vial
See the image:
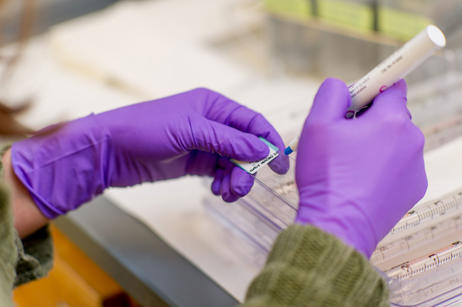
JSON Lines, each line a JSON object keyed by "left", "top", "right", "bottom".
{"left": 347, "top": 25, "right": 446, "bottom": 114}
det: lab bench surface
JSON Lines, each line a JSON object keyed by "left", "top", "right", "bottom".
{"left": 54, "top": 196, "right": 238, "bottom": 307}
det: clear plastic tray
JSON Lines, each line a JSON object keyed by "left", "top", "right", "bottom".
{"left": 204, "top": 165, "right": 462, "bottom": 306}
{"left": 203, "top": 155, "right": 297, "bottom": 253}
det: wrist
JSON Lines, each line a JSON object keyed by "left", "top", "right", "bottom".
{"left": 2, "top": 149, "right": 49, "bottom": 238}
{"left": 11, "top": 114, "right": 112, "bottom": 218}
{"left": 295, "top": 201, "right": 377, "bottom": 258}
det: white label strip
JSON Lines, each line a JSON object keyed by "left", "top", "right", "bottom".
{"left": 231, "top": 137, "right": 279, "bottom": 175}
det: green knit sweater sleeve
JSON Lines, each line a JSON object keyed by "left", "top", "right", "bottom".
{"left": 241, "top": 224, "right": 389, "bottom": 307}
{"left": 0, "top": 183, "right": 19, "bottom": 307}
{"left": 0, "top": 148, "right": 53, "bottom": 306}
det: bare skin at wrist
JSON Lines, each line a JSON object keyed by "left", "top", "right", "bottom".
{"left": 2, "top": 149, "right": 49, "bottom": 238}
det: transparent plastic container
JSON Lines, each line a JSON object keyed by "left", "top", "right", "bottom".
{"left": 203, "top": 155, "right": 297, "bottom": 268}
{"left": 244, "top": 155, "right": 298, "bottom": 228}
{"left": 205, "top": 166, "right": 462, "bottom": 306}
{"left": 206, "top": 181, "right": 462, "bottom": 306}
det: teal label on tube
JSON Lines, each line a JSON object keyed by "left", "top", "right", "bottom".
{"left": 231, "top": 137, "right": 279, "bottom": 175}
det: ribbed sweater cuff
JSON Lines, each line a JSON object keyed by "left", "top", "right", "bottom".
{"left": 243, "top": 224, "right": 389, "bottom": 307}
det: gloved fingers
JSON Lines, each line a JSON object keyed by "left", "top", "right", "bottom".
{"left": 185, "top": 151, "right": 218, "bottom": 177}
{"left": 214, "top": 158, "right": 242, "bottom": 201}
{"left": 220, "top": 164, "right": 241, "bottom": 202}
{"left": 187, "top": 115, "right": 269, "bottom": 162}
{"left": 360, "top": 80, "right": 410, "bottom": 121}
{"left": 220, "top": 173, "right": 235, "bottom": 202}
{"left": 217, "top": 156, "right": 232, "bottom": 169}
{"left": 268, "top": 152, "right": 289, "bottom": 174}
{"left": 308, "top": 78, "right": 351, "bottom": 123}
{"left": 230, "top": 166, "right": 255, "bottom": 197}
{"left": 202, "top": 94, "right": 289, "bottom": 174}
{"left": 185, "top": 152, "right": 250, "bottom": 200}
{"left": 244, "top": 113, "right": 289, "bottom": 174}
{"left": 211, "top": 168, "right": 225, "bottom": 195}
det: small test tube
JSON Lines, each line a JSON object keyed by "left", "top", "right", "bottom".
{"left": 285, "top": 25, "right": 446, "bottom": 154}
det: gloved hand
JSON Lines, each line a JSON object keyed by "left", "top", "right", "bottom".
{"left": 294, "top": 78, "right": 427, "bottom": 258}
{"left": 12, "top": 88, "right": 289, "bottom": 218}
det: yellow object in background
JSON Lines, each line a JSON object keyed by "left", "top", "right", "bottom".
{"left": 263, "top": 0, "right": 312, "bottom": 21}
{"left": 262, "top": 0, "right": 436, "bottom": 42}
{"left": 317, "top": 0, "right": 374, "bottom": 34}
{"left": 13, "top": 225, "right": 143, "bottom": 307}
{"left": 378, "top": 7, "right": 432, "bottom": 41}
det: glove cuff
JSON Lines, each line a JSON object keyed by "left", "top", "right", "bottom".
{"left": 11, "top": 114, "right": 112, "bottom": 218}
{"left": 295, "top": 198, "right": 377, "bottom": 258}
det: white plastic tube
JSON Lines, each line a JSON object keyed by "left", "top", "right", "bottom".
{"left": 286, "top": 25, "right": 446, "bottom": 154}
{"left": 347, "top": 25, "right": 446, "bottom": 115}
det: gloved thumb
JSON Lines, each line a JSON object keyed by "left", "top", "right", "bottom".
{"left": 186, "top": 115, "right": 270, "bottom": 162}
{"left": 308, "top": 78, "right": 351, "bottom": 122}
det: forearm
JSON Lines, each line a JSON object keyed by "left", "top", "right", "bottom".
{"left": 1, "top": 149, "right": 48, "bottom": 238}
{"left": 241, "top": 225, "right": 389, "bottom": 307}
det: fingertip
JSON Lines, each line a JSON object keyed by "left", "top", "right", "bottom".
{"left": 220, "top": 173, "right": 230, "bottom": 198}
{"left": 269, "top": 154, "right": 290, "bottom": 174}
{"left": 222, "top": 193, "right": 239, "bottom": 203}
{"left": 220, "top": 174, "right": 239, "bottom": 202}
{"left": 321, "top": 77, "right": 348, "bottom": 90}
{"left": 393, "top": 79, "right": 407, "bottom": 93}
{"left": 259, "top": 134, "right": 289, "bottom": 174}
{"left": 310, "top": 78, "right": 351, "bottom": 121}
{"left": 319, "top": 78, "right": 350, "bottom": 100}
{"left": 230, "top": 167, "right": 254, "bottom": 197}
{"left": 211, "top": 181, "right": 221, "bottom": 195}
{"left": 211, "top": 169, "right": 224, "bottom": 195}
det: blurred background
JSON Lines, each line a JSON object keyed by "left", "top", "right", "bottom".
{"left": 2, "top": 1, "right": 462, "bottom": 306}
{"left": 2, "top": 0, "right": 462, "bottom": 145}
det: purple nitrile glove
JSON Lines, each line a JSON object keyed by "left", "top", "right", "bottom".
{"left": 11, "top": 88, "right": 289, "bottom": 218}
{"left": 294, "top": 78, "right": 427, "bottom": 258}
